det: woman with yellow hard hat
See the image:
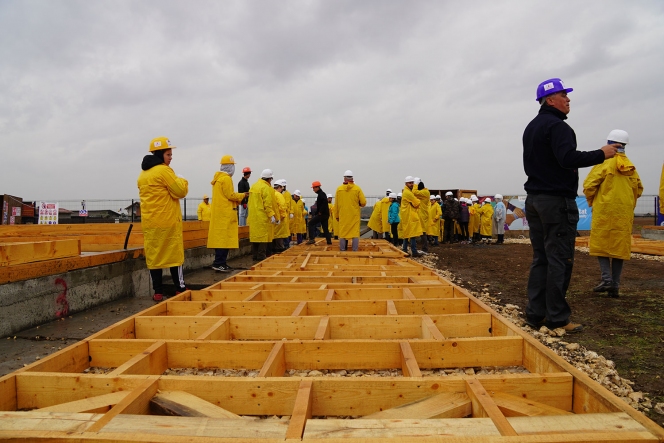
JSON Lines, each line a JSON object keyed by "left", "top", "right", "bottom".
{"left": 137, "top": 136, "right": 189, "bottom": 302}
{"left": 207, "top": 155, "right": 247, "bottom": 272}
{"left": 197, "top": 195, "right": 211, "bottom": 221}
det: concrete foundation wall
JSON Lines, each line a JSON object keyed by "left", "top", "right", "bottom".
{"left": 0, "top": 240, "right": 250, "bottom": 337}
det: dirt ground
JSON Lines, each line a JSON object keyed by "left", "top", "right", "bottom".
{"left": 430, "top": 217, "right": 664, "bottom": 424}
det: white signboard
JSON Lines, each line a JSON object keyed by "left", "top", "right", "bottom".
{"left": 38, "top": 202, "right": 59, "bottom": 225}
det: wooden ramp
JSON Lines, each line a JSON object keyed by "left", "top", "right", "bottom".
{"left": 576, "top": 234, "right": 664, "bottom": 256}
{"left": 1, "top": 240, "right": 662, "bottom": 442}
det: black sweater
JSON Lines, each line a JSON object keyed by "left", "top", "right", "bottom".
{"left": 523, "top": 105, "right": 605, "bottom": 198}
{"left": 314, "top": 188, "right": 329, "bottom": 218}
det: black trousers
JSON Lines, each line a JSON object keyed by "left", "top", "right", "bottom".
{"left": 391, "top": 223, "right": 400, "bottom": 246}
{"left": 308, "top": 215, "right": 331, "bottom": 244}
{"left": 459, "top": 222, "right": 469, "bottom": 240}
{"left": 251, "top": 242, "right": 267, "bottom": 261}
{"left": 149, "top": 266, "right": 185, "bottom": 294}
{"left": 525, "top": 194, "right": 578, "bottom": 328}
{"left": 443, "top": 218, "right": 454, "bottom": 242}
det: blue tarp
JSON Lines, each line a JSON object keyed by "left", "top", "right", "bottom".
{"left": 576, "top": 196, "right": 592, "bottom": 230}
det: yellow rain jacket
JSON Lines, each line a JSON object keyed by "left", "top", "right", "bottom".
{"left": 427, "top": 201, "right": 442, "bottom": 236}
{"left": 583, "top": 153, "right": 643, "bottom": 260}
{"left": 379, "top": 197, "right": 391, "bottom": 232}
{"left": 478, "top": 204, "right": 493, "bottom": 236}
{"left": 292, "top": 199, "right": 307, "bottom": 234}
{"left": 414, "top": 188, "right": 430, "bottom": 234}
{"left": 282, "top": 190, "right": 293, "bottom": 236}
{"left": 207, "top": 172, "right": 244, "bottom": 249}
{"left": 660, "top": 162, "right": 664, "bottom": 214}
{"left": 197, "top": 201, "right": 211, "bottom": 221}
{"left": 274, "top": 191, "right": 289, "bottom": 239}
{"left": 137, "top": 164, "right": 188, "bottom": 269}
{"left": 468, "top": 203, "right": 480, "bottom": 234}
{"left": 334, "top": 182, "right": 367, "bottom": 239}
{"left": 367, "top": 200, "right": 384, "bottom": 233}
{"left": 247, "top": 179, "right": 275, "bottom": 243}
{"left": 400, "top": 187, "right": 421, "bottom": 239}
{"left": 328, "top": 203, "right": 336, "bottom": 235}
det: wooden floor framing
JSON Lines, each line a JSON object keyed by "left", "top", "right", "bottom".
{"left": 1, "top": 239, "right": 663, "bottom": 442}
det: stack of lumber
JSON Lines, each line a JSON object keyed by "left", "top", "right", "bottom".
{"left": 575, "top": 234, "right": 664, "bottom": 256}
{"left": 0, "top": 240, "right": 662, "bottom": 442}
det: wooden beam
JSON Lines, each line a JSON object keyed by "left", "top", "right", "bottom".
{"left": 36, "top": 391, "right": 129, "bottom": 414}
{"left": 86, "top": 377, "right": 159, "bottom": 432}
{"left": 258, "top": 343, "right": 286, "bottom": 377}
{"left": 196, "top": 317, "right": 229, "bottom": 340}
{"left": 243, "top": 290, "right": 261, "bottom": 301}
{"left": 108, "top": 341, "right": 167, "bottom": 376}
{"left": 402, "top": 287, "right": 416, "bottom": 299}
{"left": 0, "top": 239, "right": 80, "bottom": 266}
{"left": 285, "top": 379, "right": 313, "bottom": 440}
{"left": 490, "top": 391, "right": 573, "bottom": 417}
{"left": 361, "top": 392, "right": 471, "bottom": 419}
{"left": 291, "top": 301, "right": 307, "bottom": 316}
{"left": 399, "top": 341, "right": 421, "bottom": 377}
{"left": 299, "top": 253, "right": 311, "bottom": 270}
{"left": 386, "top": 300, "right": 398, "bottom": 315}
{"left": 421, "top": 315, "right": 444, "bottom": 340}
{"left": 150, "top": 390, "right": 248, "bottom": 419}
{"left": 325, "top": 289, "right": 335, "bottom": 301}
{"left": 314, "top": 316, "right": 331, "bottom": 340}
{"left": 195, "top": 301, "right": 223, "bottom": 316}
{"left": 465, "top": 378, "right": 517, "bottom": 436}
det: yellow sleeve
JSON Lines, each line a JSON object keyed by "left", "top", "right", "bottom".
{"left": 197, "top": 203, "right": 203, "bottom": 220}
{"left": 263, "top": 186, "right": 275, "bottom": 218}
{"left": 660, "top": 163, "right": 664, "bottom": 213}
{"left": 582, "top": 164, "right": 605, "bottom": 208}
{"left": 162, "top": 167, "right": 188, "bottom": 199}
{"left": 221, "top": 176, "right": 244, "bottom": 204}
{"left": 358, "top": 188, "right": 367, "bottom": 207}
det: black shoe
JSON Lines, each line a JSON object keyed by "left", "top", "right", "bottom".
{"left": 306, "top": 240, "right": 316, "bottom": 245}
{"left": 593, "top": 280, "right": 613, "bottom": 293}
{"left": 525, "top": 317, "right": 545, "bottom": 329}
{"left": 607, "top": 284, "right": 619, "bottom": 298}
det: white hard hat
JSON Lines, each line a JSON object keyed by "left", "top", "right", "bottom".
{"left": 281, "top": 179, "right": 287, "bottom": 186}
{"left": 484, "top": 197, "right": 491, "bottom": 203}
{"left": 344, "top": 170, "right": 353, "bottom": 177}
{"left": 471, "top": 195, "right": 478, "bottom": 202}
{"left": 327, "top": 194, "right": 333, "bottom": 198}
{"left": 386, "top": 188, "right": 393, "bottom": 193}
{"left": 445, "top": 191, "right": 453, "bottom": 196}
{"left": 607, "top": 129, "right": 629, "bottom": 144}
{"left": 293, "top": 190, "right": 301, "bottom": 196}
{"left": 435, "top": 195, "right": 441, "bottom": 199}
{"left": 429, "top": 195, "right": 436, "bottom": 200}
{"left": 454, "top": 198, "right": 458, "bottom": 201}
{"left": 261, "top": 169, "right": 273, "bottom": 179}
{"left": 494, "top": 194, "right": 503, "bottom": 200}
{"left": 414, "top": 177, "right": 421, "bottom": 185}
{"left": 389, "top": 192, "right": 397, "bottom": 198}
{"left": 404, "top": 176, "right": 414, "bottom": 182}
{"left": 397, "top": 192, "right": 402, "bottom": 197}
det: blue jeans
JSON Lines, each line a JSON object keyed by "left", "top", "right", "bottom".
{"left": 339, "top": 238, "right": 359, "bottom": 251}
{"left": 213, "top": 248, "right": 229, "bottom": 267}
{"left": 238, "top": 206, "right": 248, "bottom": 227}
{"left": 525, "top": 194, "right": 578, "bottom": 328}
{"left": 402, "top": 237, "right": 418, "bottom": 253}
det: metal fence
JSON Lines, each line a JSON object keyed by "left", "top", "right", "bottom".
{"left": 24, "top": 195, "right": 661, "bottom": 224}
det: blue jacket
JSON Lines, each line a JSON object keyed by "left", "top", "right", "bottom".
{"left": 388, "top": 201, "right": 400, "bottom": 224}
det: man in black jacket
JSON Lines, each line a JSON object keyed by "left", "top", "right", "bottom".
{"left": 523, "top": 78, "right": 619, "bottom": 334}
{"left": 307, "top": 180, "right": 332, "bottom": 245}
{"left": 238, "top": 167, "right": 251, "bottom": 226}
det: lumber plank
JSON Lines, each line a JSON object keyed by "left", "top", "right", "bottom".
{"left": 150, "top": 390, "right": 247, "bottom": 419}
{"left": 291, "top": 301, "right": 307, "bottom": 316}
{"left": 466, "top": 378, "right": 517, "bottom": 435}
{"left": 195, "top": 301, "right": 224, "bottom": 316}
{"left": 196, "top": 317, "right": 229, "bottom": 340}
{"left": 228, "top": 316, "right": 319, "bottom": 340}
{"left": 314, "top": 316, "right": 331, "bottom": 340}
{"left": 134, "top": 316, "right": 223, "bottom": 340}
{"left": 285, "top": 379, "right": 313, "bottom": 440}
{"left": 0, "top": 411, "right": 102, "bottom": 433}
{"left": 86, "top": 377, "right": 159, "bottom": 432}
{"left": 386, "top": 300, "right": 398, "bottom": 315}
{"left": 26, "top": 341, "right": 89, "bottom": 374}
{"left": 0, "top": 375, "right": 16, "bottom": 411}
{"left": 303, "top": 418, "right": 500, "bottom": 438}
{"left": 410, "top": 336, "right": 523, "bottom": 369}
{"left": 300, "top": 253, "right": 311, "bottom": 270}
{"left": 422, "top": 315, "right": 444, "bottom": 340}
{"left": 402, "top": 287, "right": 416, "bottom": 299}
{"left": 0, "top": 239, "right": 80, "bottom": 266}
{"left": 508, "top": 412, "right": 649, "bottom": 435}
{"left": 399, "top": 342, "right": 422, "bottom": 377}
{"left": 243, "top": 290, "right": 261, "bottom": 301}
{"left": 88, "top": 339, "right": 156, "bottom": 368}
{"left": 107, "top": 341, "right": 167, "bottom": 376}
{"left": 165, "top": 341, "right": 274, "bottom": 370}
{"left": 259, "top": 343, "right": 286, "bottom": 377}
{"left": 490, "top": 391, "right": 573, "bottom": 417}
{"left": 361, "top": 392, "right": 471, "bottom": 419}
{"left": 37, "top": 392, "right": 129, "bottom": 414}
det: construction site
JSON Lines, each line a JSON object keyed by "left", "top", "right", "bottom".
{"left": 1, "top": 217, "right": 664, "bottom": 442}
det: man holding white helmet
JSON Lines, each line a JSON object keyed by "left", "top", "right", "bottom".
{"left": 334, "top": 170, "right": 366, "bottom": 251}
{"left": 441, "top": 191, "right": 459, "bottom": 244}
{"left": 523, "top": 78, "right": 620, "bottom": 333}
{"left": 583, "top": 130, "right": 643, "bottom": 298}
{"left": 492, "top": 194, "right": 506, "bottom": 244}
{"left": 247, "top": 169, "right": 276, "bottom": 261}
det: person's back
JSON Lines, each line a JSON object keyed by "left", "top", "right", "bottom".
{"left": 334, "top": 176, "right": 366, "bottom": 245}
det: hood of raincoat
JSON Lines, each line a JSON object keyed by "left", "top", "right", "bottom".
{"left": 220, "top": 164, "right": 235, "bottom": 177}
{"left": 210, "top": 171, "right": 231, "bottom": 186}
{"left": 141, "top": 154, "right": 164, "bottom": 171}
{"left": 615, "top": 153, "right": 636, "bottom": 177}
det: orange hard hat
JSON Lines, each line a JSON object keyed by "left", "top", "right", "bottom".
{"left": 242, "top": 167, "right": 251, "bottom": 173}
{"left": 311, "top": 181, "right": 321, "bottom": 187}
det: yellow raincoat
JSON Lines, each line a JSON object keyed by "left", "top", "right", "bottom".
{"left": 414, "top": 188, "right": 430, "bottom": 234}
{"left": 247, "top": 179, "right": 275, "bottom": 243}
{"left": 334, "top": 182, "right": 367, "bottom": 239}
{"left": 197, "top": 201, "right": 211, "bottom": 221}
{"left": 583, "top": 153, "right": 643, "bottom": 260}
{"left": 478, "top": 203, "right": 493, "bottom": 236}
{"left": 328, "top": 203, "right": 336, "bottom": 235}
{"left": 427, "top": 201, "right": 442, "bottom": 236}
{"left": 468, "top": 203, "right": 480, "bottom": 235}
{"left": 207, "top": 172, "right": 244, "bottom": 249}
{"left": 282, "top": 190, "right": 293, "bottom": 237}
{"left": 274, "top": 191, "right": 289, "bottom": 239}
{"left": 292, "top": 199, "right": 307, "bottom": 234}
{"left": 367, "top": 200, "right": 384, "bottom": 233}
{"left": 137, "top": 164, "right": 188, "bottom": 269}
{"left": 660, "top": 162, "right": 664, "bottom": 214}
{"left": 379, "top": 197, "right": 391, "bottom": 232}
{"left": 400, "top": 187, "right": 421, "bottom": 239}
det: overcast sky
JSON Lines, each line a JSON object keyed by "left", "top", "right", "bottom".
{"left": 2, "top": 0, "right": 663, "bottom": 202}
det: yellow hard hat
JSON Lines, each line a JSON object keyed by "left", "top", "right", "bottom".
{"left": 149, "top": 136, "right": 175, "bottom": 152}
{"left": 203, "top": 195, "right": 209, "bottom": 199}
{"left": 220, "top": 155, "right": 236, "bottom": 165}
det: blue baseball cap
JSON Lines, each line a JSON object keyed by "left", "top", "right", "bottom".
{"left": 536, "top": 78, "right": 573, "bottom": 101}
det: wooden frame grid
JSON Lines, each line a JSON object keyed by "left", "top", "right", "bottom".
{"left": 0, "top": 239, "right": 662, "bottom": 442}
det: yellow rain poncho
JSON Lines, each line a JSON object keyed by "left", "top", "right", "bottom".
{"left": 207, "top": 172, "right": 244, "bottom": 249}
{"left": 137, "top": 164, "right": 188, "bottom": 269}
{"left": 400, "top": 187, "right": 421, "bottom": 239}
{"left": 197, "top": 201, "right": 211, "bottom": 221}
{"left": 367, "top": 200, "right": 384, "bottom": 233}
{"left": 660, "top": 162, "right": 664, "bottom": 214}
{"left": 468, "top": 203, "right": 481, "bottom": 235}
{"left": 274, "top": 191, "right": 289, "bottom": 239}
{"left": 292, "top": 198, "right": 307, "bottom": 234}
{"left": 328, "top": 203, "right": 336, "bottom": 235}
{"left": 247, "top": 179, "right": 275, "bottom": 243}
{"left": 478, "top": 203, "right": 493, "bottom": 236}
{"left": 379, "top": 197, "right": 391, "bottom": 232}
{"left": 334, "top": 182, "right": 367, "bottom": 239}
{"left": 414, "top": 188, "right": 430, "bottom": 234}
{"left": 282, "top": 190, "right": 293, "bottom": 236}
{"left": 427, "top": 200, "right": 442, "bottom": 236}
{"left": 584, "top": 153, "right": 643, "bottom": 260}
